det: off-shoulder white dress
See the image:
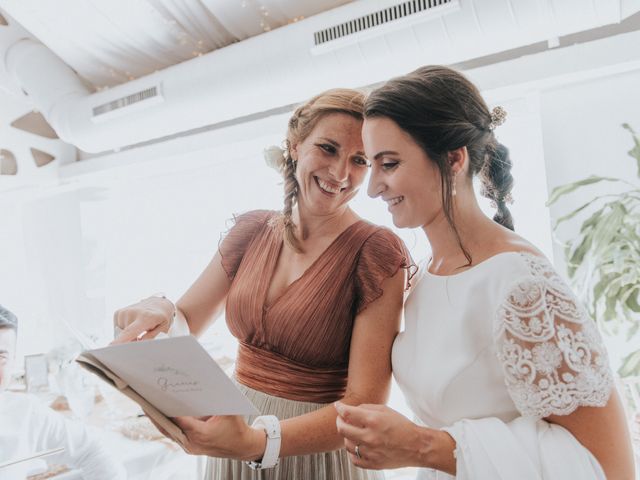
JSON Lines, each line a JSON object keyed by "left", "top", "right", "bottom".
{"left": 393, "top": 252, "right": 613, "bottom": 479}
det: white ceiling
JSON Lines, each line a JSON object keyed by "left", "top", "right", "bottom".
{"left": 0, "top": 0, "right": 354, "bottom": 88}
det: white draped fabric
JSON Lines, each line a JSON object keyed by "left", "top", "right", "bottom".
{"left": 419, "top": 416, "right": 605, "bottom": 480}
{"left": 0, "top": 0, "right": 353, "bottom": 87}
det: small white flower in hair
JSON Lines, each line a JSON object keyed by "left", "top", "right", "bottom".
{"left": 263, "top": 145, "right": 286, "bottom": 171}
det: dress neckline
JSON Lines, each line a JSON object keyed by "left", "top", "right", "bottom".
{"left": 263, "top": 218, "right": 367, "bottom": 309}
{"left": 423, "top": 251, "right": 527, "bottom": 279}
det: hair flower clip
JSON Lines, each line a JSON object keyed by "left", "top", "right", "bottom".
{"left": 489, "top": 106, "right": 507, "bottom": 130}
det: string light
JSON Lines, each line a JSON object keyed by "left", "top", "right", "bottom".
{"left": 256, "top": 2, "right": 273, "bottom": 32}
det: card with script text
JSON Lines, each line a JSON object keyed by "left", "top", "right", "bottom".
{"left": 77, "top": 336, "right": 258, "bottom": 417}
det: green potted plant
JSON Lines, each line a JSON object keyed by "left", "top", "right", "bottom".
{"left": 547, "top": 123, "right": 640, "bottom": 377}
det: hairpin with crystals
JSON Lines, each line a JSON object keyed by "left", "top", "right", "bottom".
{"left": 489, "top": 106, "right": 507, "bottom": 130}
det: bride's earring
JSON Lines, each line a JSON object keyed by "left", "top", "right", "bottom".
{"left": 452, "top": 173, "right": 458, "bottom": 196}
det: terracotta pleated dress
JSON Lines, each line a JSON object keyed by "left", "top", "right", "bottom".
{"left": 206, "top": 210, "right": 414, "bottom": 480}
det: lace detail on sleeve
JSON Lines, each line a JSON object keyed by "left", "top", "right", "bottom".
{"left": 494, "top": 253, "right": 613, "bottom": 418}
{"left": 354, "top": 228, "right": 416, "bottom": 314}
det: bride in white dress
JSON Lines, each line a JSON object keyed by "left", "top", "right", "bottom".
{"left": 335, "top": 65, "right": 635, "bottom": 479}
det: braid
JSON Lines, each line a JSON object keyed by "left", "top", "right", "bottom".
{"left": 282, "top": 151, "right": 302, "bottom": 252}
{"left": 480, "top": 141, "right": 515, "bottom": 231}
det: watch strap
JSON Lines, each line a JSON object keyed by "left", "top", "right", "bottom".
{"left": 246, "top": 415, "right": 281, "bottom": 470}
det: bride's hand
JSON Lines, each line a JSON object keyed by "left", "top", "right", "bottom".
{"left": 335, "top": 402, "right": 455, "bottom": 471}
{"left": 171, "top": 415, "right": 266, "bottom": 460}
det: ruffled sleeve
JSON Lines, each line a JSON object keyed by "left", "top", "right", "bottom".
{"left": 494, "top": 253, "right": 613, "bottom": 418}
{"left": 218, "top": 210, "right": 273, "bottom": 280}
{"left": 354, "top": 228, "right": 416, "bottom": 314}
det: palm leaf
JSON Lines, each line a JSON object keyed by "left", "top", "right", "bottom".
{"left": 626, "top": 288, "right": 640, "bottom": 313}
{"left": 622, "top": 123, "right": 640, "bottom": 177}
{"left": 547, "top": 176, "right": 623, "bottom": 206}
{"left": 618, "top": 349, "right": 640, "bottom": 377}
{"left": 553, "top": 195, "right": 608, "bottom": 228}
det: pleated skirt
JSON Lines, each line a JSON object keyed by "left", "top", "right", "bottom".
{"left": 205, "top": 381, "right": 385, "bottom": 480}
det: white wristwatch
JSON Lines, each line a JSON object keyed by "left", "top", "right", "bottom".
{"left": 246, "top": 415, "right": 281, "bottom": 470}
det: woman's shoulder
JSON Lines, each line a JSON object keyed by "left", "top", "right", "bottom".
{"left": 233, "top": 209, "right": 278, "bottom": 224}
{"left": 456, "top": 236, "right": 558, "bottom": 301}
{"left": 218, "top": 210, "right": 279, "bottom": 279}
{"left": 356, "top": 220, "right": 403, "bottom": 243}
{"left": 226, "top": 209, "right": 279, "bottom": 237}
{"left": 354, "top": 223, "right": 410, "bottom": 259}
{"left": 351, "top": 227, "right": 415, "bottom": 312}
{"left": 486, "top": 239, "right": 577, "bottom": 317}
{"left": 222, "top": 209, "right": 278, "bottom": 244}
{"left": 479, "top": 233, "right": 550, "bottom": 275}
{"left": 484, "top": 229, "right": 544, "bottom": 258}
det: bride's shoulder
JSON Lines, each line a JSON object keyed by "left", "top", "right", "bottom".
{"left": 485, "top": 231, "right": 548, "bottom": 266}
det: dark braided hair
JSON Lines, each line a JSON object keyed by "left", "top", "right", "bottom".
{"left": 480, "top": 142, "right": 514, "bottom": 230}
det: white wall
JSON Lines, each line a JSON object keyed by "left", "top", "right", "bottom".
{"left": 0, "top": 189, "right": 93, "bottom": 358}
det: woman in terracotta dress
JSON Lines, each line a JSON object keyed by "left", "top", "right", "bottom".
{"left": 113, "top": 88, "right": 414, "bottom": 479}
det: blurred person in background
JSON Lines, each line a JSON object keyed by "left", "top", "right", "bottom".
{"left": 0, "top": 304, "right": 125, "bottom": 480}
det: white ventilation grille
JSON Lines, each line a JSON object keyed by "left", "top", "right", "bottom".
{"left": 92, "top": 85, "right": 164, "bottom": 122}
{"left": 313, "top": 0, "right": 456, "bottom": 47}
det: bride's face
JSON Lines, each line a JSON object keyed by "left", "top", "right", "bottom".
{"left": 364, "top": 116, "right": 444, "bottom": 229}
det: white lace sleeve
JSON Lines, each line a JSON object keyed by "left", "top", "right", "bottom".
{"left": 494, "top": 253, "right": 613, "bottom": 418}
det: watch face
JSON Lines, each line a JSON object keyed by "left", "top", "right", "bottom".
{"left": 246, "top": 460, "right": 279, "bottom": 470}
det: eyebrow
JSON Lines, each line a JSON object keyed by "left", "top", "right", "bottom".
{"left": 319, "top": 137, "right": 365, "bottom": 157}
{"left": 373, "top": 150, "right": 400, "bottom": 160}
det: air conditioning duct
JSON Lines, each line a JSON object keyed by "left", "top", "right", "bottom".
{"left": 4, "top": 0, "right": 639, "bottom": 153}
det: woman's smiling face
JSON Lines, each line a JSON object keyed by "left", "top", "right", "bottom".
{"left": 364, "top": 116, "right": 444, "bottom": 229}
{"left": 291, "top": 112, "right": 368, "bottom": 216}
